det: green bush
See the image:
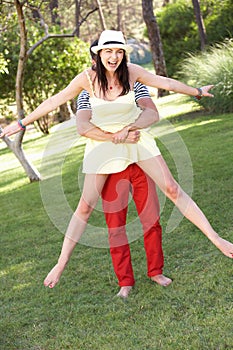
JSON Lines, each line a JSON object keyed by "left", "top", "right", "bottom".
{"left": 178, "top": 39, "right": 233, "bottom": 113}
{"left": 155, "top": 0, "right": 233, "bottom": 78}
{"left": 24, "top": 34, "right": 90, "bottom": 115}
{"left": 156, "top": 0, "right": 198, "bottom": 78}
{"left": 204, "top": 0, "right": 233, "bottom": 44}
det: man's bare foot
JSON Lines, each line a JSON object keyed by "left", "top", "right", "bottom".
{"left": 43, "top": 264, "right": 64, "bottom": 288}
{"left": 151, "top": 274, "right": 172, "bottom": 287}
{"left": 117, "top": 286, "right": 133, "bottom": 298}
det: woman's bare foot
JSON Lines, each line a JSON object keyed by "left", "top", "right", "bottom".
{"left": 43, "top": 264, "right": 64, "bottom": 288}
{"left": 214, "top": 236, "right": 233, "bottom": 258}
{"left": 151, "top": 274, "right": 172, "bottom": 287}
{"left": 117, "top": 286, "right": 133, "bottom": 298}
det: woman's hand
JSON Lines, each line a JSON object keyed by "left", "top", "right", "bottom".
{"left": 0, "top": 122, "right": 22, "bottom": 138}
{"left": 200, "top": 85, "right": 214, "bottom": 98}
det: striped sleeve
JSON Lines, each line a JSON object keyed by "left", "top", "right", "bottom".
{"left": 77, "top": 90, "right": 91, "bottom": 110}
{"left": 134, "top": 82, "right": 150, "bottom": 102}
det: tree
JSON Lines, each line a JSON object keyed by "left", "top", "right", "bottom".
{"left": 1, "top": 0, "right": 41, "bottom": 181}
{"left": 49, "top": 0, "right": 61, "bottom": 26}
{"left": 0, "top": 0, "right": 93, "bottom": 182}
{"left": 192, "top": 0, "right": 207, "bottom": 51}
{"left": 142, "top": 0, "right": 168, "bottom": 97}
{"left": 95, "top": 0, "right": 106, "bottom": 30}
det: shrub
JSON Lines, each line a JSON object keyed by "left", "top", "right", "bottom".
{"left": 178, "top": 39, "right": 233, "bottom": 113}
{"left": 155, "top": 0, "right": 233, "bottom": 78}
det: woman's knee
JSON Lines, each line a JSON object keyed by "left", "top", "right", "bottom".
{"left": 75, "top": 199, "right": 94, "bottom": 217}
{"left": 166, "top": 181, "right": 180, "bottom": 201}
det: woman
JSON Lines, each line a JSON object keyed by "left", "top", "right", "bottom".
{"left": 1, "top": 30, "right": 233, "bottom": 290}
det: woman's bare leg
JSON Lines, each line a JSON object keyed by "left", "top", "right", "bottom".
{"left": 44, "top": 174, "right": 108, "bottom": 288}
{"left": 137, "top": 156, "right": 233, "bottom": 259}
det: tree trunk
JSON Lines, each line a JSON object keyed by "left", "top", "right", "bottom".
{"left": 192, "top": 0, "right": 207, "bottom": 51}
{"left": 36, "top": 115, "right": 50, "bottom": 134}
{"left": 95, "top": 0, "right": 106, "bottom": 30}
{"left": 142, "top": 0, "right": 168, "bottom": 98}
{"left": 49, "top": 0, "right": 61, "bottom": 26}
{"left": 74, "top": 0, "right": 81, "bottom": 37}
{"left": 13, "top": 0, "right": 41, "bottom": 181}
{"left": 162, "top": 0, "right": 170, "bottom": 6}
{"left": 3, "top": 133, "right": 41, "bottom": 180}
{"left": 57, "top": 103, "right": 71, "bottom": 122}
{"left": 117, "top": 0, "right": 122, "bottom": 31}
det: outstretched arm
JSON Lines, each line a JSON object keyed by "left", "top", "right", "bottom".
{"left": 129, "top": 63, "right": 214, "bottom": 98}
{"left": 0, "top": 72, "right": 87, "bottom": 138}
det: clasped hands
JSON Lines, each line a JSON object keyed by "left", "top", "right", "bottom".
{"left": 112, "top": 126, "right": 140, "bottom": 144}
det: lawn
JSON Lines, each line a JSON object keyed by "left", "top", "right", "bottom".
{"left": 0, "top": 95, "right": 233, "bottom": 350}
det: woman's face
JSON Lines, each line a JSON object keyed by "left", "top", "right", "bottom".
{"left": 99, "top": 48, "right": 125, "bottom": 72}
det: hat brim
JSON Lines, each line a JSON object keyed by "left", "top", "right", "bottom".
{"left": 91, "top": 43, "right": 133, "bottom": 54}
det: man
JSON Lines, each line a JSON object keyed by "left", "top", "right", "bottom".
{"left": 76, "top": 66, "right": 172, "bottom": 298}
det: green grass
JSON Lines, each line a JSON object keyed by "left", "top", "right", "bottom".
{"left": 1, "top": 96, "right": 233, "bottom": 350}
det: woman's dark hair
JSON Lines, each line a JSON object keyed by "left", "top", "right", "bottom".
{"left": 90, "top": 39, "right": 98, "bottom": 67}
{"left": 95, "top": 50, "right": 130, "bottom": 96}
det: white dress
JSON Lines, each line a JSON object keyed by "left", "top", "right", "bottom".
{"left": 82, "top": 74, "right": 161, "bottom": 174}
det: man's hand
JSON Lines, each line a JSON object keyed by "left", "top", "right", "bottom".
{"left": 125, "top": 130, "right": 140, "bottom": 143}
{"left": 112, "top": 127, "right": 140, "bottom": 144}
{"left": 112, "top": 126, "right": 130, "bottom": 144}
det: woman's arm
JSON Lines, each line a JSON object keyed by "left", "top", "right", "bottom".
{"left": 0, "top": 72, "right": 87, "bottom": 137}
{"left": 128, "top": 63, "right": 214, "bottom": 98}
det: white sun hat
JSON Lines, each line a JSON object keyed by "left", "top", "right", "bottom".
{"left": 91, "top": 30, "right": 133, "bottom": 54}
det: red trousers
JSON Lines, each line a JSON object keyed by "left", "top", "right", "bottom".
{"left": 101, "top": 164, "right": 164, "bottom": 287}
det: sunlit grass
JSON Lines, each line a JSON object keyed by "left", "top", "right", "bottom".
{"left": 1, "top": 96, "right": 233, "bottom": 350}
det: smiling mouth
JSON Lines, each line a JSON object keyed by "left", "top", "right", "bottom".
{"left": 108, "top": 61, "right": 117, "bottom": 67}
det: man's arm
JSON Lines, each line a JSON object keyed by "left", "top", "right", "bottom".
{"left": 125, "top": 81, "right": 160, "bottom": 131}
{"left": 76, "top": 85, "right": 159, "bottom": 143}
{"left": 76, "top": 91, "right": 140, "bottom": 143}
{"left": 76, "top": 109, "right": 112, "bottom": 141}
{"left": 111, "top": 83, "right": 160, "bottom": 143}
{"left": 128, "top": 97, "right": 159, "bottom": 131}
{"left": 76, "top": 110, "right": 140, "bottom": 143}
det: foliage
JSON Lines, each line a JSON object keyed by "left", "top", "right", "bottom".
{"left": 0, "top": 11, "right": 19, "bottom": 101}
{"left": 0, "top": 3, "right": 90, "bottom": 125}
{"left": 156, "top": 0, "right": 197, "bottom": 77}
{"left": 203, "top": 0, "right": 233, "bottom": 44}
{"left": 1, "top": 97, "right": 233, "bottom": 349}
{"left": 24, "top": 29, "right": 89, "bottom": 117}
{"left": 156, "top": 0, "right": 233, "bottom": 78}
{"left": 178, "top": 39, "right": 233, "bottom": 113}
